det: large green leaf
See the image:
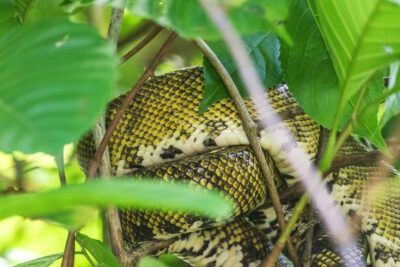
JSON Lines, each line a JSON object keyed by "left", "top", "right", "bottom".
{"left": 310, "top": 0, "right": 400, "bottom": 126}
{"left": 281, "top": 0, "right": 385, "bottom": 148}
{"left": 0, "top": 179, "right": 233, "bottom": 221}
{"left": 200, "top": 33, "right": 282, "bottom": 113}
{"left": 127, "top": 0, "right": 291, "bottom": 41}
{"left": 76, "top": 232, "right": 121, "bottom": 267}
{"left": 0, "top": 19, "right": 118, "bottom": 155}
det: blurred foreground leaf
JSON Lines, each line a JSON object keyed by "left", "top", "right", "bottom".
{"left": 0, "top": 18, "right": 118, "bottom": 155}
{"left": 0, "top": 180, "right": 233, "bottom": 221}
{"left": 76, "top": 232, "right": 121, "bottom": 267}
{"left": 127, "top": 0, "right": 291, "bottom": 41}
{"left": 14, "top": 253, "right": 64, "bottom": 267}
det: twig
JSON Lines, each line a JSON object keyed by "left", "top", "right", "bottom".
{"left": 87, "top": 32, "right": 177, "bottom": 178}
{"left": 88, "top": 31, "right": 176, "bottom": 266}
{"left": 120, "top": 25, "right": 163, "bottom": 64}
{"left": 61, "top": 231, "right": 76, "bottom": 267}
{"left": 91, "top": 5, "right": 127, "bottom": 265}
{"left": 79, "top": 247, "right": 96, "bottom": 267}
{"left": 117, "top": 21, "right": 155, "bottom": 49}
{"left": 198, "top": 1, "right": 362, "bottom": 266}
{"left": 57, "top": 148, "right": 75, "bottom": 267}
{"left": 127, "top": 239, "right": 176, "bottom": 265}
{"left": 302, "top": 209, "right": 315, "bottom": 267}
{"left": 194, "top": 39, "right": 300, "bottom": 266}
{"left": 107, "top": 7, "right": 125, "bottom": 47}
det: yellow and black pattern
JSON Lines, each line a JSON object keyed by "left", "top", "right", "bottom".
{"left": 77, "top": 66, "right": 400, "bottom": 266}
{"left": 96, "top": 67, "right": 320, "bottom": 177}
{"left": 165, "top": 219, "right": 270, "bottom": 267}
{"left": 119, "top": 146, "right": 278, "bottom": 243}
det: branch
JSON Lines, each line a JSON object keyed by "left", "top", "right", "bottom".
{"left": 120, "top": 25, "right": 163, "bottom": 64}
{"left": 117, "top": 21, "right": 155, "bottom": 49}
{"left": 198, "top": 1, "right": 360, "bottom": 266}
{"left": 127, "top": 239, "right": 175, "bottom": 265}
{"left": 91, "top": 5, "right": 127, "bottom": 265}
{"left": 194, "top": 39, "right": 300, "bottom": 266}
{"left": 87, "top": 32, "right": 177, "bottom": 178}
{"left": 57, "top": 149, "right": 75, "bottom": 267}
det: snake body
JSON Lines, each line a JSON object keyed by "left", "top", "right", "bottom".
{"left": 78, "top": 67, "right": 400, "bottom": 266}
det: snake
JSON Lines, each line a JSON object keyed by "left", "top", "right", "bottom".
{"left": 77, "top": 66, "right": 400, "bottom": 266}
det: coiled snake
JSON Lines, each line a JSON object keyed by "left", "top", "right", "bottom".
{"left": 78, "top": 67, "right": 400, "bottom": 266}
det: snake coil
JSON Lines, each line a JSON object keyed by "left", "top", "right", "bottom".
{"left": 78, "top": 67, "right": 400, "bottom": 267}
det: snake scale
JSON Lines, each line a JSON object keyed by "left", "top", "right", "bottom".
{"left": 77, "top": 67, "right": 400, "bottom": 266}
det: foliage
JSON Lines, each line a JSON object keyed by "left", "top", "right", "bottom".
{"left": 1, "top": 0, "right": 400, "bottom": 266}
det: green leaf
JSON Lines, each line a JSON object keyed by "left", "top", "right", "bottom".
{"left": 40, "top": 206, "right": 97, "bottom": 230}
{"left": 14, "top": 253, "right": 64, "bottom": 267}
{"left": 200, "top": 33, "right": 282, "bottom": 113}
{"left": 127, "top": 0, "right": 291, "bottom": 41}
{"left": 76, "top": 232, "right": 121, "bottom": 267}
{"left": 0, "top": 19, "right": 118, "bottom": 155}
{"left": 381, "top": 62, "right": 400, "bottom": 126}
{"left": 280, "top": 0, "right": 385, "bottom": 148}
{"left": 0, "top": 180, "right": 233, "bottom": 221}
{"left": 138, "top": 257, "right": 169, "bottom": 267}
{"left": 310, "top": 0, "right": 400, "bottom": 128}
{"left": 0, "top": 0, "right": 20, "bottom": 32}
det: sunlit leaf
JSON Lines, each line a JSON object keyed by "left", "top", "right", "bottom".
{"left": 281, "top": 0, "right": 385, "bottom": 148}
{"left": 0, "top": 180, "right": 233, "bottom": 221}
{"left": 310, "top": 0, "right": 400, "bottom": 136}
{"left": 0, "top": 19, "right": 118, "bottom": 155}
{"left": 76, "top": 232, "right": 121, "bottom": 267}
{"left": 14, "top": 253, "right": 64, "bottom": 267}
{"left": 200, "top": 33, "right": 282, "bottom": 112}
{"left": 381, "top": 63, "right": 400, "bottom": 126}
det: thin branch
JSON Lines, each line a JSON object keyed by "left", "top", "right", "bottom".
{"left": 127, "top": 239, "right": 175, "bottom": 265}
{"left": 194, "top": 39, "right": 300, "bottom": 266}
{"left": 61, "top": 231, "right": 76, "bottom": 267}
{"left": 120, "top": 25, "right": 163, "bottom": 64}
{"left": 91, "top": 5, "right": 127, "bottom": 265}
{"left": 198, "top": 1, "right": 362, "bottom": 266}
{"left": 118, "top": 21, "right": 155, "bottom": 49}
{"left": 302, "top": 210, "right": 315, "bottom": 267}
{"left": 57, "top": 148, "right": 75, "bottom": 267}
{"left": 87, "top": 32, "right": 177, "bottom": 178}
{"left": 107, "top": 7, "right": 125, "bottom": 47}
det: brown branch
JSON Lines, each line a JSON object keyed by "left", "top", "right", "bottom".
{"left": 127, "top": 239, "right": 176, "bottom": 265}
{"left": 87, "top": 32, "right": 177, "bottom": 178}
{"left": 302, "top": 210, "right": 315, "bottom": 267}
{"left": 194, "top": 39, "right": 300, "bottom": 267}
{"left": 90, "top": 5, "right": 127, "bottom": 265}
{"left": 61, "top": 231, "right": 76, "bottom": 267}
{"left": 120, "top": 25, "right": 163, "bottom": 64}
{"left": 57, "top": 149, "right": 75, "bottom": 267}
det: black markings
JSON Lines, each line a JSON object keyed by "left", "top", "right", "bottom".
{"left": 160, "top": 145, "right": 183, "bottom": 159}
{"left": 203, "top": 138, "right": 217, "bottom": 147}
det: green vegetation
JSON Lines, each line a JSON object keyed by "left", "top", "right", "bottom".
{"left": 0, "top": 0, "right": 399, "bottom": 266}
